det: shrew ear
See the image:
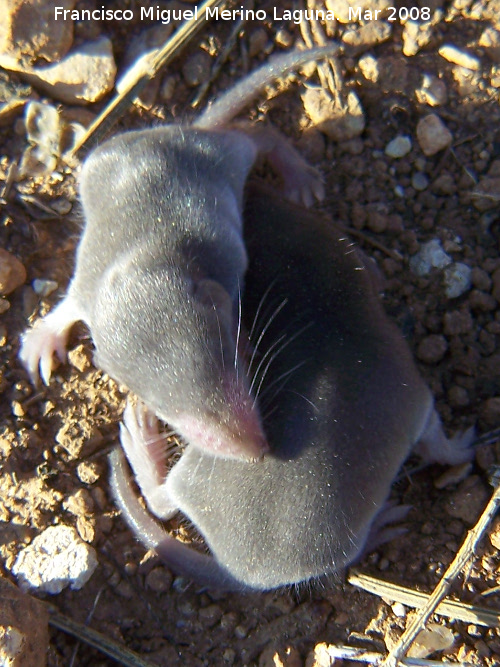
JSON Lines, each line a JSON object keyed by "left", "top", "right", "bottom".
{"left": 193, "top": 279, "right": 233, "bottom": 326}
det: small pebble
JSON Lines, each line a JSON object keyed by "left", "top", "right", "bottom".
{"left": 443, "top": 309, "right": 473, "bottom": 335}
{"left": 490, "top": 520, "right": 500, "bottom": 550}
{"left": 438, "top": 44, "right": 480, "bottom": 70}
{"left": 469, "top": 290, "right": 496, "bottom": 311}
{"left": 402, "top": 20, "right": 433, "bottom": 57}
{"left": 52, "top": 198, "right": 73, "bottom": 215}
{"left": 408, "top": 624, "right": 454, "bottom": 659}
{"left": 0, "top": 249, "right": 26, "bottom": 295}
{"left": 0, "top": 0, "right": 75, "bottom": 62}
{"left": 182, "top": 50, "right": 212, "bottom": 87}
{"left": 0, "top": 625, "right": 25, "bottom": 665}
{"left": 416, "top": 334, "right": 448, "bottom": 364}
{"left": 443, "top": 262, "right": 472, "bottom": 298}
{"left": 20, "top": 101, "right": 61, "bottom": 177}
{"left": 248, "top": 28, "right": 269, "bottom": 58}
{"left": 342, "top": 22, "right": 392, "bottom": 49}
{"left": 76, "top": 461, "right": 101, "bottom": 485}
{"left": 366, "top": 209, "right": 387, "bottom": 233}
{"left": 358, "top": 54, "right": 379, "bottom": 82}
{"left": 432, "top": 173, "right": 456, "bottom": 195}
{"left": 11, "top": 401, "right": 25, "bottom": 417}
{"left": 198, "top": 604, "right": 223, "bottom": 626}
{"left": 412, "top": 172, "right": 429, "bottom": 191}
{"left": 234, "top": 625, "right": 247, "bottom": 639}
{"left": 416, "top": 114, "right": 453, "bottom": 156}
{"left": 391, "top": 602, "right": 406, "bottom": 618}
{"left": 415, "top": 74, "right": 448, "bottom": 107}
{"left": 480, "top": 397, "right": 500, "bottom": 427}
{"left": 12, "top": 525, "right": 98, "bottom": 594}
{"left": 67, "top": 344, "right": 91, "bottom": 373}
{"left": 479, "top": 27, "right": 500, "bottom": 62}
{"left": 145, "top": 567, "right": 173, "bottom": 593}
{"left": 306, "top": 642, "right": 338, "bottom": 667}
{"left": 409, "top": 239, "right": 452, "bottom": 276}
{"left": 385, "top": 135, "right": 412, "bottom": 158}
{"left": 302, "top": 88, "right": 365, "bottom": 141}
{"left": 275, "top": 29, "right": 293, "bottom": 49}
{"left": 473, "top": 176, "right": 500, "bottom": 212}
{"left": 32, "top": 278, "right": 58, "bottom": 297}
{"left": 160, "top": 75, "right": 177, "bottom": 102}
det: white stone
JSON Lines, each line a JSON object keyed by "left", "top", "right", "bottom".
{"left": 416, "top": 114, "right": 453, "bottom": 156}
{"left": 342, "top": 22, "right": 392, "bottom": 48}
{"left": 409, "top": 239, "right": 452, "bottom": 276}
{"left": 479, "top": 27, "right": 500, "bottom": 63}
{"left": 415, "top": 74, "right": 448, "bottom": 106}
{"left": 302, "top": 88, "right": 365, "bottom": 141}
{"left": 402, "top": 20, "right": 433, "bottom": 56}
{"left": 444, "top": 262, "right": 472, "bottom": 298}
{"left": 438, "top": 44, "right": 480, "bottom": 70}
{"left": 452, "top": 65, "right": 480, "bottom": 96}
{"left": 358, "top": 54, "right": 379, "bottom": 82}
{"left": 32, "top": 278, "right": 58, "bottom": 296}
{"left": 385, "top": 135, "right": 412, "bottom": 158}
{"left": 0, "top": 625, "right": 25, "bottom": 664}
{"left": 12, "top": 525, "right": 98, "bottom": 594}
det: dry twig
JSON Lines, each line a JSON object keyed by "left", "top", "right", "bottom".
{"left": 70, "top": 0, "right": 227, "bottom": 158}
{"left": 380, "top": 476, "right": 500, "bottom": 667}
{"left": 349, "top": 572, "right": 500, "bottom": 627}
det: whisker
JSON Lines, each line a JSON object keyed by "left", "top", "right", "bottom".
{"left": 253, "top": 320, "right": 313, "bottom": 397}
{"left": 248, "top": 298, "right": 288, "bottom": 376}
{"left": 252, "top": 321, "right": 314, "bottom": 408}
{"left": 261, "top": 403, "right": 279, "bottom": 421}
{"left": 234, "top": 278, "right": 242, "bottom": 377}
{"left": 212, "top": 300, "right": 225, "bottom": 372}
{"left": 285, "top": 390, "right": 320, "bottom": 413}
{"left": 248, "top": 278, "right": 278, "bottom": 342}
{"left": 258, "top": 360, "right": 308, "bottom": 408}
{"left": 249, "top": 332, "right": 287, "bottom": 395}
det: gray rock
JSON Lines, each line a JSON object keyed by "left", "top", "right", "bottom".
{"left": 409, "top": 239, "right": 452, "bottom": 275}
{"left": 385, "top": 135, "right": 412, "bottom": 158}
{"left": 412, "top": 172, "right": 429, "bottom": 191}
{"left": 444, "top": 262, "right": 472, "bottom": 298}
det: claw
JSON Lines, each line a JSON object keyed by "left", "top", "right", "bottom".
{"left": 18, "top": 297, "right": 82, "bottom": 386}
{"left": 119, "top": 399, "right": 176, "bottom": 520}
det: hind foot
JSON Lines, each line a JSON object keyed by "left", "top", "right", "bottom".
{"left": 120, "top": 399, "right": 178, "bottom": 520}
{"left": 414, "top": 408, "right": 475, "bottom": 466}
{"left": 240, "top": 124, "right": 324, "bottom": 207}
